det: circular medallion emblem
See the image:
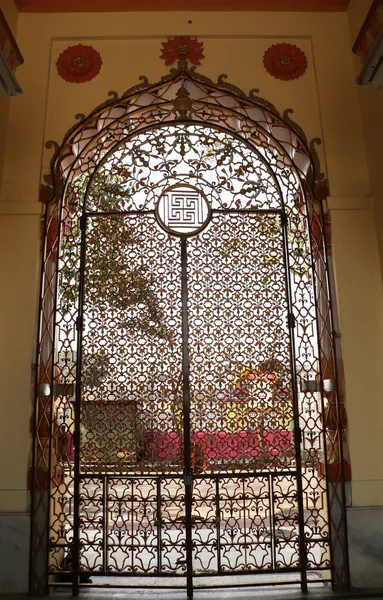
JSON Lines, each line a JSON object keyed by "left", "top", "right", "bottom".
{"left": 263, "top": 43, "right": 307, "bottom": 81}
{"left": 156, "top": 185, "right": 211, "bottom": 236}
{"left": 56, "top": 44, "right": 102, "bottom": 83}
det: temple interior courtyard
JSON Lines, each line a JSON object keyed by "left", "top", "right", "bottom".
{"left": 0, "top": 0, "right": 383, "bottom": 598}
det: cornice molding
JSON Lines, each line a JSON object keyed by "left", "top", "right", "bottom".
{"left": 15, "top": 0, "right": 350, "bottom": 13}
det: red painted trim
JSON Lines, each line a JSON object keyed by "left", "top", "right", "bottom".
{"left": 17, "top": 0, "right": 350, "bottom": 12}
{"left": 0, "top": 8, "right": 24, "bottom": 65}
{"left": 318, "top": 461, "right": 352, "bottom": 482}
{"left": 352, "top": 0, "right": 381, "bottom": 53}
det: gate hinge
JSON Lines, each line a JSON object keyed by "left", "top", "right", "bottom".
{"left": 295, "top": 427, "right": 302, "bottom": 445}
{"left": 76, "top": 315, "right": 84, "bottom": 331}
{"left": 183, "top": 471, "right": 193, "bottom": 486}
{"left": 287, "top": 312, "right": 296, "bottom": 329}
{"left": 281, "top": 212, "right": 288, "bottom": 227}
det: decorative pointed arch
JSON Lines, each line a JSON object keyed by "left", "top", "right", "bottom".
{"left": 31, "top": 66, "right": 349, "bottom": 596}
{"left": 45, "top": 68, "right": 321, "bottom": 195}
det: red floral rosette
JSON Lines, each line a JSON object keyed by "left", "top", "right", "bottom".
{"left": 56, "top": 44, "right": 102, "bottom": 83}
{"left": 263, "top": 43, "right": 307, "bottom": 81}
{"left": 160, "top": 36, "right": 205, "bottom": 66}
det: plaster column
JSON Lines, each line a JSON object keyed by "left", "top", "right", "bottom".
{"left": 328, "top": 195, "right": 383, "bottom": 588}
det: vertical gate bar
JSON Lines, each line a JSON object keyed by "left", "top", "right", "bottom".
{"left": 269, "top": 474, "right": 276, "bottom": 571}
{"left": 157, "top": 477, "right": 162, "bottom": 574}
{"left": 131, "top": 479, "right": 134, "bottom": 573}
{"left": 242, "top": 478, "right": 247, "bottom": 569}
{"left": 215, "top": 478, "right": 221, "bottom": 573}
{"left": 103, "top": 477, "right": 107, "bottom": 572}
{"left": 280, "top": 211, "right": 308, "bottom": 592}
{"left": 72, "top": 212, "right": 87, "bottom": 596}
{"left": 45, "top": 202, "right": 65, "bottom": 594}
{"left": 29, "top": 208, "right": 48, "bottom": 595}
{"left": 307, "top": 219, "right": 350, "bottom": 591}
{"left": 311, "top": 260, "right": 336, "bottom": 586}
{"left": 180, "top": 237, "right": 193, "bottom": 600}
{"left": 327, "top": 287, "right": 350, "bottom": 588}
{"left": 316, "top": 202, "right": 350, "bottom": 589}
{"left": 45, "top": 361, "right": 55, "bottom": 593}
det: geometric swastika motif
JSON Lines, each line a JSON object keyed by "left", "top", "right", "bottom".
{"left": 156, "top": 185, "right": 210, "bottom": 236}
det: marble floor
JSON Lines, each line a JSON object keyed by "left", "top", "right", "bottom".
{"left": 1, "top": 589, "right": 383, "bottom": 600}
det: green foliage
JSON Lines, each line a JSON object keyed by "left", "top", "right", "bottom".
{"left": 87, "top": 165, "right": 135, "bottom": 211}
{"left": 86, "top": 215, "right": 170, "bottom": 339}
{"left": 59, "top": 172, "right": 170, "bottom": 341}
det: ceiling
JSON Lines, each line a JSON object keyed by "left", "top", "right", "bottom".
{"left": 14, "top": 0, "right": 351, "bottom": 13}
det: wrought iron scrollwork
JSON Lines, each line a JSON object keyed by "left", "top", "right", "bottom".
{"left": 31, "top": 67, "right": 348, "bottom": 596}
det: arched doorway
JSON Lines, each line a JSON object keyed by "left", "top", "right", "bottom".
{"left": 30, "top": 68, "right": 349, "bottom": 597}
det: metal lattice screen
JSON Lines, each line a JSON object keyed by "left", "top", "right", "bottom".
{"left": 31, "top": 78, "right": 348, "bottom": 597}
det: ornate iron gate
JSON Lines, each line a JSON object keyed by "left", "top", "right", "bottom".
{"left": 31, "top": 70, "right": 349, "bottom": 596}
{"left": 74, "top": 195, "right": 306, "bottom": 595}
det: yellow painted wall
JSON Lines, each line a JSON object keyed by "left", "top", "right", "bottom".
{"left": 0, "top": 0, "right": 18, "bottom": 187}
{"left": 0, "top": 215, "right": 39, "bottom": 511}
{"left": 0, "top": 0, "right": 31, "bottom": 513}
{"left": 342, "top": 0, "right": 383, "bottom": 506}
{"left": 347, "top": 0, "right": 383, "bottom": 283}
{"left": 329, "top": 196, "right": 383, "bottom": 506}
{"left": 0, "top": 8, "right": 382, "bottom": 510}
